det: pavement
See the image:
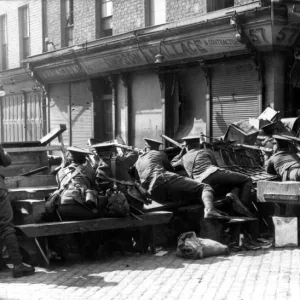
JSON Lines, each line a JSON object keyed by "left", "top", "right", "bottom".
{"left": 0, "top": 247, "right": 300, "bottom": 300}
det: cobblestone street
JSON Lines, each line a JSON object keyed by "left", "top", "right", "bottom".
{"left": 1, "top": 248, "right": 300, "bottom": 300}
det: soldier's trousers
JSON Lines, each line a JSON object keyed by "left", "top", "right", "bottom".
{"left": 202, "top": 169, "right": 253, "bottom": 205}
{"left": 150, "top": 175, "right": 213, "bottom": 205}
{"left": 0, "top": 189, "right": 22, "bottom": 265}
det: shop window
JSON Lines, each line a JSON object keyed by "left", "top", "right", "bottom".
{"left": 145, "top": 0, "right": 166, "bottom": 26}
{"left": 42, "top": 0, "right": 48, "bottom": 52}
{"left": 0, "top": 14, "right": 8, "bottom": 70}
{"left": 61, "top": 0, "right": 74, "bottom": 47}
{"left": 96, "top": 0, "right": 113, "bottom": 38}
{"left": 207, "top": 0, "right": 235, "bottom": 12}
{"left": 18, "top": 5, "right": 30, "bottom": 62}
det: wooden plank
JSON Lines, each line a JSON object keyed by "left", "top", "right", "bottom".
{"left": 39, "top": 124, "right": 67, "bottom": 146}
{"left": 3, "top": 146, "right": 63, "bottom": 153}
{"left": 257, "top": 181, "right": 300, "bottom": 204}
{"left": 8, "top": 186, "right": 57, "bottom": 202}
{"left": 5, "top": 175, "right": 57, "bottom": 188}
{"left": 16, "top": 211, "right": 173, "bottom": 237}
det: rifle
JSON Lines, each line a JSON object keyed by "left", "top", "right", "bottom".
{"left": 161, "top": 134, "right": 184, "bottom": 149}
{"left": 114, "top": 143, "right": 143, "bottom": 154}
{"left": 235, "top": 144, "right": 273, "bottom": 153}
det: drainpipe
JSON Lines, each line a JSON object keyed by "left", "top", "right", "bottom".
{"left": 108, "top": 75, "right": 117, "bottom": 139}
{"left": 156, "top": 71, "right": 166, "bottom": 147}
{"left": 121, "top": 73, "right": 130, "bottom": 144}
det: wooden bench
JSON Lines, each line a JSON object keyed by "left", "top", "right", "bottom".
{"left": 14, "top": 211, "right": 173, "bottom": 265}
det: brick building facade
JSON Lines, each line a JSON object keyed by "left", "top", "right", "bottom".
{"left": 0, "top": 0, "right": 300, "bottom": 146}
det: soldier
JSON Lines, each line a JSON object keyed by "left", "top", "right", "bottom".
{"left": 135, "top": 138, "right": 228, "bottom": 219}
{"left": 53, "top": 146, "right": 98, "bottom": 221}
{"left": 0, "top": 144, "right": 35, "bottom": 277}
{"left": 171, "top": 136, "right": 254, "bottom": 217}
{"left": 264, "top": 135, "right": 300, "bottom": 181}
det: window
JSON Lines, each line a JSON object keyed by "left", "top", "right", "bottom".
{"left": 207, "top": 0, "right": 234, "bottom": 12}
{"left": 42, "top": 0, "right": 48, "bottom": 52}
{"left": 19, "top": 5, "right": 30, "bottom": 62}
{"left": 0, "top": 14, "right": 8, "bottom": 70}
{"left": 61, "top": 0, "right": 74, "bottom": 47}
{"left": 96, "top": 0, "right": 113, "bottom": 38}
{"left": 146, "top": 0, "right": 166, "bottom": 26}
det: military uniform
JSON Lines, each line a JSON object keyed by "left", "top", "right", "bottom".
{"left": 55, "top": 147, "right": 98, "bottom": 221}
{"left": 0, "top": 145, "right": 34, "bottom": 277}
{"left": 172, "top": 137, "right": 253, "bottom": 206}
{"left": 265, "top": 135, "right": 300, "bottom": 181}
{"left": 135, "top": 139, "right": 215, "bottom": 213}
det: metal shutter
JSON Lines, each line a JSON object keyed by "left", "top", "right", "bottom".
{"left": 71, "top": 81, "right": 93, "bottom": 147}
{"left": 48, "top": 83, "right": 70, "bottom": 146}
{"left": 211, "top": 59, "right": 260, "bottom": 137}
{"left": 25, "top": 91, "right": 44, "bottom": 141}
{"left": 1, "top": 93, "right": 25, "bottom": 142}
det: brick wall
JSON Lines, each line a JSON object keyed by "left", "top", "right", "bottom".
{"left": 47, "top": 0, "right": 62, "bottom": 49}
{"left": 0, "top": 0, "right": 43, "bottom": 69}
{"left": 73, "top": 0, "right": 96, "bottom": 45}
{"left": 167, "top": 0, "right": 207, "bottom": 22}
{"left": 30, "top": 0, "right": 43, "bottom": 56}
{"left": 113, "top": 0, "right": 145, "bottom": 35}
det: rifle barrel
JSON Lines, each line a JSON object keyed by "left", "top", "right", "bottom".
{"left": 236, "top": 144, "right": 273, "bottom": 153}
{"left": 161, "top": 134, "right": 183, "bottom": 149}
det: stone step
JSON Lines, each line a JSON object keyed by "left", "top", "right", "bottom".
{"left": 5, "top": 175, "right": 57, "bottom": 189}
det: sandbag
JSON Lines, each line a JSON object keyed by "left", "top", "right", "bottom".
{"left": 176, "top": 231, "right": 229, "bottom": 259}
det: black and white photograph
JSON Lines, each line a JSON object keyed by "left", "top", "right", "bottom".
{"left": 0, "top": 0, "right": 300, "bottom": 299}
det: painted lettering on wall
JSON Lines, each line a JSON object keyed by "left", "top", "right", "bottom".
{"left": 40, "top": 64, "right": 85, "bottom": 80}
{"left": 99, "top": 37, "right": 241, "bottom": 70}
{"left": 102, "top": 52, "right": 144, "bottom": 69}
{"left": 275, "top": 24, "right": 300, "bottom": 45}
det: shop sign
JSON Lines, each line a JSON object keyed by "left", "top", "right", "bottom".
{"left": 37, "top": 62, "right": 87, "bottom": 82}
{"left": 82, "top": 31, "right": 245, "bottom": 74}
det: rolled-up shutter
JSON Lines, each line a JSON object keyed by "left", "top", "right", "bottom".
{"left": 48, "top": 83, "right": 70, "bottom": 146}
{"left": 71, "top": 81, "right": 93, "bottom": 147}
{"left": 211, "top": 59, "right": 260, "bottom": 137}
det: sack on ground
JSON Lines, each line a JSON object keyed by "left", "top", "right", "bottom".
{"left": 105, "top": 190, "right": 130, "bottom": 217}
{"left": 176, "top": 231, "right": 229, "bottom": 259}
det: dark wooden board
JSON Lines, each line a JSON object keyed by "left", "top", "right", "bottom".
{"left": 16, "top": 211, "right": 173, "bottom": 237}
{"left": 39, "top": 124, "right": 67, "bottom": 146}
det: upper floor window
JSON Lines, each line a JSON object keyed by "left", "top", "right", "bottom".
{"left": 146, "top": 0, "right": 166, "bottom": 26}
{"left": 207, "top": 0, "right": 234, "bottom": 12}
{"left": 96, "top": 0, "right": 113, "bottom": 38}
{"left": 61, "top": 0, "right": 74, "bottom": 47}
{"left": 19, "top": 5, "right": 30, "bottom": 62}
{"left": 0, "top": 14, "right": 8, "bottom": 70}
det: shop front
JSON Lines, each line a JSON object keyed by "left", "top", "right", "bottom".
{"left": 0, "top": 67, "right": 45, "bottom": 143}
{"left": 25, "top": 4, "right": 300, "bottom": 146}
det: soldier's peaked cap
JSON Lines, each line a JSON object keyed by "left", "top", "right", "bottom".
{"left": 67, "top": 146, "right": 91, "bottom": 155}
{"left": 143, "top": 138, "right": 162, "bottom": 147}
{"left": 182, "top": 136, "right": 200, "bottom": 145}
